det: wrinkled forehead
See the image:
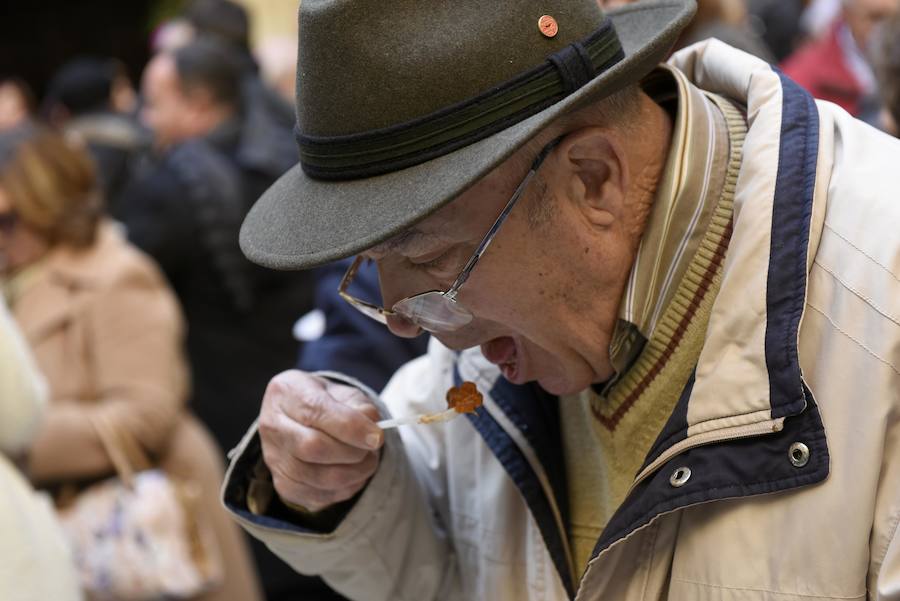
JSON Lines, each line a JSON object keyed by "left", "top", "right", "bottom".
{"left": 366, "top": 157, "right": 523, "bottom": 260}
{"left": 365, "top": 207, "right": 460, "bottom": 259}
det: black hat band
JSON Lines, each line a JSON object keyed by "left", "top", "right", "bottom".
{"left": 296, "top": 18, "right": 624, "bottom": 181}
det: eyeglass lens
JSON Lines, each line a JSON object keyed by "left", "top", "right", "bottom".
{"left": 393, "top": 291, "right": 474, "bottom": 333}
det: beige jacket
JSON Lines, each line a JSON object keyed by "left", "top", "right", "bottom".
{"left": 223, "top": 41, "right": 900, "bottom": 600}
{"left": 8, "top": 222, "right": 264, "bottom": 601}
{"left": 9, "top": 221, "right": 188, "bottom": 483}
{"left": 0, "top": 298, "right": 83, "bottom": 601}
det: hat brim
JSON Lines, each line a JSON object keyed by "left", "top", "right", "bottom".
{"left": 240, "top": 0, "right": 695, "bottom": 270}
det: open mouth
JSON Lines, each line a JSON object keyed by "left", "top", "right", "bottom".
{"left": 480, "top": 336, "right": 522, "bottom": 383}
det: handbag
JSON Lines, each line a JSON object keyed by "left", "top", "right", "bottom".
{"left": 56, "top": 413, "right": 223, "bottom": 601}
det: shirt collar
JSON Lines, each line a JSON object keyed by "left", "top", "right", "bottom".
{"left": 608, "top": 65, "right": 732, "bottom": 377}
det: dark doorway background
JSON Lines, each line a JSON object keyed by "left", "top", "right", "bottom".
{"left": 0, "top": 0, "right": 182, "bottom": 102}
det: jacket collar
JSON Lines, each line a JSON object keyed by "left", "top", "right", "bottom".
{"left": 655, "top": 39, "right": 827, "bottom": 446}
{"left": 594, "top": 39, "right": 832, "bottom": 563}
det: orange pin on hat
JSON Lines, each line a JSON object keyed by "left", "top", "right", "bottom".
{"left": 538, "top": 15, "right": 559, "bottom": 38}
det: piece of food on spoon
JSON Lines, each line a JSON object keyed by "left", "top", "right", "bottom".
{"left": 377, "top": 381, "right": 483, "bottom": 429}
{"left": 445, "top": 381, "right": 483, "bottom": 414}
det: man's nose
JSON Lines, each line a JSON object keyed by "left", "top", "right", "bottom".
{"left": 384, "top": 312, "right": 423, "bottom": 338}
{"left": 375, "top": 261, "right": 426, "bottom": 338}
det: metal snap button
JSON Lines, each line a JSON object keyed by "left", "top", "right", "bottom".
{"left": 669, "top": 466, "right": 691, "bottom": 487}
{"left": 789, "top": 442, "right": 810, "bottom": 467}
{"left": 538, "top": 15, "right": 559, "bottom": 38}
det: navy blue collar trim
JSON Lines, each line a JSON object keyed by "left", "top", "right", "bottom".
{"left": 459, "top": 370, "right": 575, "bottom": 598}
{"left": 487, "top": 378, "right": 569, "bottom": 525}
{"left": 593, "top": 382, "right": 829, "bottom": 556}
{"left": 765, "top": 71, "right": 820, "bottom": 419}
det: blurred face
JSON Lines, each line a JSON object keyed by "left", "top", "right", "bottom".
{"left": 111, "top": 72, "right": 138, "bottom": 114}
{"left": 365, "top": 141, "right": 640, "bottom": 396}
{"left": 0, "top": 83, "right": 30, "bottom": 132}
{"left": 845, "top": 0, "right": 900, "bottom": 50}
{"left": 0, "top": 186, "right": 49, "bottom": 275}
{"left": 140, "top": 54, "right": 206, "bottom": 150}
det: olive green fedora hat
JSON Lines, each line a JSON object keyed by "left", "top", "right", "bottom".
{"left": 241, "top": 0, "right": 697, "bottom": 270}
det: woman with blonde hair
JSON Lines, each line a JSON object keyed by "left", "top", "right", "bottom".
{"left": 0, "top": 124, "right": 263, "bottom": 601}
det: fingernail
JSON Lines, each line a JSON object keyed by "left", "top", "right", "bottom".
{"left": 366, "top": 432, "right": 383, "bottom": 449}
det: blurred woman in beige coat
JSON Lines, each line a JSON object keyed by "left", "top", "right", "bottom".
{"left": 0, "top": 124, "right": 263, "bottom": 601}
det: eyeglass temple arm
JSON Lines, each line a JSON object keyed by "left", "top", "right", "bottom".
{"left": 446, "top": 139, "right": 560, "bottom": 298}
{"left": 446, "top": 171, "right": 536, "bottom": 297}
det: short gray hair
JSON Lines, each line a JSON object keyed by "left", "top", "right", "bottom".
{"left": 505, "top": 84, "right": 644, "bottom": 225}
{"left": 508, "top": 83, "right": 643, "bottom": 174}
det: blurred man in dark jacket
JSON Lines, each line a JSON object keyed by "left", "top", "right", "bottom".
{"left": 184, "top": 0, "right": 297, "bottom": 173}
{"left": 119, "top": 37, "right": 325, "bottom": 600}
{"left": 44, "top": 57, "right": 147, "bottom": 215}
{"left": 120, "top": 36, "right": 313, "bottom": 463}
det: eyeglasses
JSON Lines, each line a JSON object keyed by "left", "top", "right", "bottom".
{"left": 339, "top": 138, "right": 560, "bottom": 334}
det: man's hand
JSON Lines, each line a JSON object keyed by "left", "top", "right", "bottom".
{"left": 258, "top": 370, "right": 384, "bottom": 512}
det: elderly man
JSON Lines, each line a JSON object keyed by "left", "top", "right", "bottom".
{"left": 222, "top": 0, "right": 900, "bottom": 599}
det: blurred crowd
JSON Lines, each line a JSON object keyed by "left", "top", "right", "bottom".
{"left": 0, "top": 0, "right": 898, "bottom": 600}
{"left": 0, "top": 2, "right": 425, "bottom": 601}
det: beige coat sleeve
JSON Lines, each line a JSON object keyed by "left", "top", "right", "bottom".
{"left": 27, "top": 264, "right": 188, "bottom": 483}
{"left": 224, "top": 364, "right": 465, "bottom": 601}
{"left": 0, "top": 297, "right": 47, "bottom": 455}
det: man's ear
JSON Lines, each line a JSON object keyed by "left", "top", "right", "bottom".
{"left": 558, "top": 127, "right": 628, "bottom": 228}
